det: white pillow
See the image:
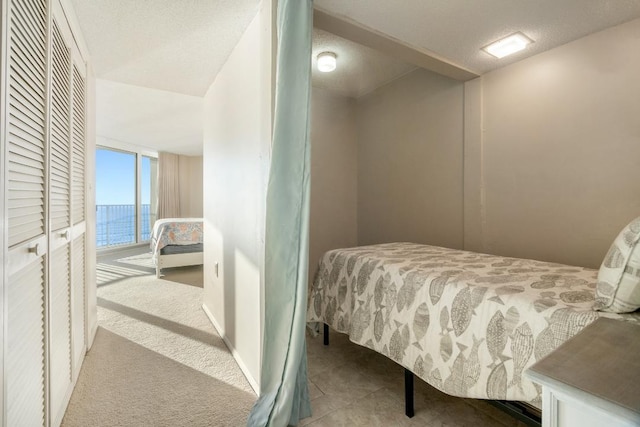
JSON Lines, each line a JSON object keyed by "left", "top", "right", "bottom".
{"left": 594, "top": 216, "right": 640, "bottom": 313}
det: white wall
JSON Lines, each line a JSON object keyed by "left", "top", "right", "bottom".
{"left": 96, "top": 79, "right": 203, "bottom": 156}
{"left": 309, "top": 87, "right": 358, "bottom": 284}
{"left": 202, "top": 0, "right": 273, "bottom": 392}
{"left": 356, "top": 68, "right": 465, "bottom": 249}
{"left": 465, "top": 17, "right": 640, "bottom": 268}
{"left": 96, "top": 135, "right": 158, "bottom": 157}
{"left": 178, "top": 155, "right": 203, "bottom": 217}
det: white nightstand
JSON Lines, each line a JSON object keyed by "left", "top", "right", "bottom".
{"left": 526, "top": 317, "right": 640, "bottom": 427}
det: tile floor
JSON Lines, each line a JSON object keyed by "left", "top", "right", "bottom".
{"left": 303, "top": 327, "right": 530, "bottom": 426}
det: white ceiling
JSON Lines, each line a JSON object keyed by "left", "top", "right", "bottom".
{"left": 73, "top": 0, "right": 640, "bottom": 155}
{"left": 96, "top": 80, "right": 203, "bottom": 156}
{"left": 314, "top": 0, "right": 640, "bottom": 74}
{"left": 312, "top": 29, "right": 416, "bottom": 98}
{"left": 70, "top": 0, "right": 261, "bottom": 97}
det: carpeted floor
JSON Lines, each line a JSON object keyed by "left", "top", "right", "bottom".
{"left": 62, "top": 247, "right": 256, "bottom": 426}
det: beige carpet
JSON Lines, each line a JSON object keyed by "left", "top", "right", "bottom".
{"left": 62, "top": 248, "right": 256, "bottom": 426}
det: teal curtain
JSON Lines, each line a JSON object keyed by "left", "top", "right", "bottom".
{"left": 246, "top": 0, "right": 313, "bottom": 426}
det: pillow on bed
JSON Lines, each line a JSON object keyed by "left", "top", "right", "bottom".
{"left": 594, "top": 216, "right": 640, "bottom": 313}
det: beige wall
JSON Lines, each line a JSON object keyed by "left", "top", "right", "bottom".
{"left": 178, "top": 155, "right": 203, "bottom": 217}
{"left": 465, "top": 18, "right": 640, "bottom": 268}
{"left": 356, "top": 68, "right": 465, "bottom": 249}
{"left": 202, "top": 1, "right": 273, "bottom": 392}
{"left": 352, "top": 19, "right": 640, "bottom": 269}
{"left": 309, "top": 87, "right": 358, "bottom": 284}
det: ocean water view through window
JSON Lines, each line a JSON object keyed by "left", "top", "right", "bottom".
{"left": 96, "top": 147, "right": 157, "bottom": 248}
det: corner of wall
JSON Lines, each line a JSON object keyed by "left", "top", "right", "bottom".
{"left": 201, "top": 0, "right": 274, "bottom": 396}
{"left": 201, "top": 303, "right": 260, "bottom": 394}
{"left": 462, "top": 77, "right": 485, "bottom": 253}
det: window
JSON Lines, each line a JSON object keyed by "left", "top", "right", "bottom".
{"left": 96, "top": 147, "right": 157, "bottom": 248}
{"left": 141, "top": 155, "right": 158, "bottom": 241}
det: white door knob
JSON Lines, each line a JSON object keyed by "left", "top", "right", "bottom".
{"left": 28, "top": 243, "right": 43, "bottom": 257}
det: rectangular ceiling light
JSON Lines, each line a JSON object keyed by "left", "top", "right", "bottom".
{"left": 482, "top": 32, "right": 533, "bottom": 59}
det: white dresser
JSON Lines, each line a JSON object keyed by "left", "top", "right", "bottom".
{"left": 526, "top": 318, "right": 640, "bottom": 427}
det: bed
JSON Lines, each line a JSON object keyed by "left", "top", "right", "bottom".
{"left": 150, "top": 218, "right": 204, "bottom": 278}
{"left": 307, "top": 241, "right": 640, "bottom": 411}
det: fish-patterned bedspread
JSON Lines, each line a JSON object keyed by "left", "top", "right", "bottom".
{"left": 150, "top": 218, "right": 203, "bottom": 259}
{"left": 307, "top": 243, "right": 640, "bottom": 407}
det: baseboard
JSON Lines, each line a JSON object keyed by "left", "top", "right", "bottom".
{"left": 73, "top": 346, "right": 87, "bottom": 384}
{"left": 53, "top": 377, "right": 76, "bottom": 427}
{"left": 201, "top": 303, "right": 260, "bottom": 395}
{"left": 96, "top": 242, "right": 149, "bottom": 256}
{"left": 87, "top": 321, "right": 98, "bottom": 350}
{"left": 53, "top": 348, "right": 89, "bottom": 427}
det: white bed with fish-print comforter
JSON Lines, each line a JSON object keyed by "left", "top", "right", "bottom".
{"left": 307, "top": 242, "right": 640, "bottom": 407}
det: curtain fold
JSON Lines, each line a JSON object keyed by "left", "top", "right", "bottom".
{"left": 157, "top": 152, "right": 181, "bottom": 219}
{"left": 247, "top": 0, "right": 313, "bottom": 425}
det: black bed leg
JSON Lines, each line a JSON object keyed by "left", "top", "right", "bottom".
{"left": 323, "top": 323, "right": 329, "bottom": 346}
{"left": 405, "top": 368, "right": 414, "bottom": 418}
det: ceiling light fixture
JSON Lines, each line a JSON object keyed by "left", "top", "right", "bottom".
{"left": 317, "top": 52, "right": 337, "bottom": 72}
{"left": 482, "top": 32, "right": 533, "bottom": 59}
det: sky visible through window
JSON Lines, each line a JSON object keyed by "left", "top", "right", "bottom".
{"left": 96, "top": 148, "right": 151, "bottom": 205}
{"left": 95, "top": 148, "right": 155, "bottom": 246}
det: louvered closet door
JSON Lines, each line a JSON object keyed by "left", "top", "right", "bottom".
{"left": 70, "top": 57, "right": 87, "bottom": 373}
{"left": 71, "top": 234, "right": 85, "bottom": 367}
{"left": 50, "top": 20, "right": 71, "bottom": 232}
{"left": 49, "top": 241, "right": 72, "bottom": 423}
{"left": 7, "top": 259, "right": 47, "bottom": 426}
{"left": 71, "top": 65, "right": 85, "bottom": 226}
{"left": 49, "top": 17, "right": 74, "bottom": 426}
{"left": 4, "top": 0, "right": 48, "bottom": 425}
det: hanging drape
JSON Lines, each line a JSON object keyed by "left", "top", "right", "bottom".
{"left": 247, "top": 0, "right": 313, "bottom": 426}
{"left": 157, "top": 152, "right": 181, "bottom": 219}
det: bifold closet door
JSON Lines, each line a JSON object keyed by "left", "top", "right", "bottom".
{"left": 4, "top": 1, "right": 88, "bottom": 425}
{"left": 4, "top": 0, "right": 49, "bottom": 425}
{"left": 49, "top": 15, "right": 75, "bottom": 425}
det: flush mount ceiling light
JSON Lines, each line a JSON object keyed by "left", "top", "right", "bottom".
{"left": 482, "top": 32, "right": 534, "bottom": 59}
{"left": 317, "top": 52, "right": 337, "bottom": 72}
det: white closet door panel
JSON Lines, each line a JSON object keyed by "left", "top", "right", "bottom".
{"left": 10, "top": 38, "right": 45, "bottom": 76}
{"left": 71, "top": 65, "right": 86, "bottom": 224}
{"left": 8, "top": 193, "right": 44, "bottom": 209}
{"left": 7, "top": 149, "right": 45, "bottom": 173}
{"left": 16, "top": 0, "right": 47, "bottom": 30}
{"left": 9, "top": 70, "right": 45, "bottom": 114}
{"left": 5, "top": 1, "right": 90, "bottom": 425}
{"left": 50, "top": 21, "right": 71, "bottom": 232}
{"left": 72, "top": 235, "right": 86, "bottom": 365}
{"left": 6, "top": 257, "right": 46, "bottom": 427}
{"left": 49, "top": 244, "right": 72, "bottom": 420}
{"left": 7, "top": 0, "right": 47, "bottom": 248}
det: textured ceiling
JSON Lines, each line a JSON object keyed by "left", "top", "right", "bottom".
{"left": 315, "top": 0, "right": 640, "bottom": 74}
{"left": 70, "top": 0, "right": 260, "bottom": 96}
{"left": 76, "top": 0, "right": 640, "bottom": 155}
{"left": 96, "top": 80, "right": 203, "bottom": 156}
{"left": 72, "top": 0, "right": 640, "bottom": 97}
{"left": 312, "top": 29, "right": 417, "bottom": 98}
